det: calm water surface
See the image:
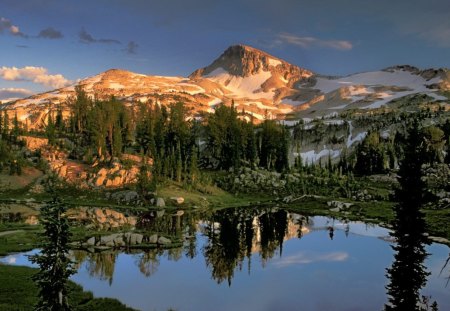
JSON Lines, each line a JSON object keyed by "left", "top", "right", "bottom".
{"left": 2, "top": 207, "right": 450, "bottom": 311}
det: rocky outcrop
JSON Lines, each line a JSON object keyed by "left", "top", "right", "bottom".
{"left": 109, "top": 190, "right": 140, "bottom": 204}
{"left": 327, "top": 201, "right": 353, "bottom": 212}
{"left": 19, "top": 136, "right": 48, "bottom": 151}
{"left": 190, "top": 44, "right": 312, "bottom": 81}
{"left": 68, "top": 208, "right": 137, "bottom": 229}
{"left": 90, "top": 161, "right": 140, "bottom": 188}
{"left": 81, "top": 232, "right": 174, "bottom": 249}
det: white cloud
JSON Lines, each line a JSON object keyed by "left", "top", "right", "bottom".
{"left": 273, "top": 251, "right": 349, "bottom": 268}
{"left": 0, "top": 17, "right": 27, "bottom": 38}
{"left": 276, "top": 33, "right": 353, "bottom": 51}
{"left": 0, "top": 87, "right": 33, "bottom": 100}
{"left": 0, "top": 66, "right": 72, "bottom": 89}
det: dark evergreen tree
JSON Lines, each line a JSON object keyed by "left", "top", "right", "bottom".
{"left": 2, "top": 111, "right": 9, "bottom": 140}
{"left": 385, "top": 121, "right": 434, "bottom": 311}
{"left": 29, "top": 180, "right": 74, "bottom": 311}
{"left": 46, "top": 111, "right": 56, "bottom": 146}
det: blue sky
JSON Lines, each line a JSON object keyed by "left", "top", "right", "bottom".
{"left": 1, "top": 0, "right": 450, "bottom": 99}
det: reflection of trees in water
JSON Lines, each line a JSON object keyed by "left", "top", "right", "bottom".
{"left": 385, "top": 122, "right": 438, "bottom": 311}
{"left": 70, "top": 208, "right": 308, "bottom": 285}
{"left": 203, "top": 211, "right": 246, "bottom": 285}
{"left": 440, "top": 255, "right": 450, "bottom": 287}
{"left": 138, "top": 210, "right": 205, "bottom": 238}
{"left": 203, "top": 207, "right": 289, "bottom": 285}
{"left": 138, "top": 249, "right": 161, "bottom": 277}
{"left": 385, "top": 206, "right": 431, "bottom": 311}
{"left": 258, "top": 210, "right": 288, "bottom": 265}
{"left": 73, "top": 251, "right": 118, "bottom": 285}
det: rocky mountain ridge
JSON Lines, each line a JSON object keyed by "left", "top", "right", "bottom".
{"left": 1, "top": 44, "right": 449, "bottom": 130}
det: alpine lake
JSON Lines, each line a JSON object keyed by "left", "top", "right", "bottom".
{"left": 1, "top": 204, "right": 450, "bottom": 311}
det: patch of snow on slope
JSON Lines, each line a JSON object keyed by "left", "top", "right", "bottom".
{"left": 248, "top": 101, "right": 277, "bottom": 110}
{"left": 206, "top": 67, "right": 273, "bottom": 99}
{"left": 315, "top": 70, "right": 443, "bottom": 95}
{"left": 279, "top": 107, "right": 293, "bottom": 114}
{"left": 328, "top": 104, "right": 348, "bottom": 110}
{"left": 314, "top": 70, "right": 447, "bottom": 109}
{"left": 268, "top": 58, "right": 282, "bottom": 67}
{"left": 300, "top": 149, "right": 341, "bottom": 165}
{"left": 346, "top": 122, "right": 367, "bottom": 147}
{"left": 208, "top": 98, "right": 222, "bottom": 106}
{"left": 324, "top": 120, "right": 345, "bottom": 125}
{"left": 109, "top": 82, "right": 124, "bottom": 90}
{"left": 177, "top": 83, "right": 205, "bottom": 95}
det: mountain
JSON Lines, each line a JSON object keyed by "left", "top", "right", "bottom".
{"left": 1, "top": 44, "right": 449, "bottom": 130}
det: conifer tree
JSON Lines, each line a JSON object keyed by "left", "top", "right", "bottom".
{"left": 2, "top": 111, "right": 9, "bottom": 140}
{"left": 46, "top": 112, "right": 56, "bottom": 146}
{"left": 29, "top": 178, "right": 74, "bottom": 310}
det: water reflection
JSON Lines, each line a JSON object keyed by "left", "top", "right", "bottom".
{"left": 385, "top": 205, "right": 432, "bottom": 311}
{"left": 0, "top": 212, "right": 39, "bottom": 225}
{"left": 3, "top": 207, "right": 450, "bottom": 311}
{"left": 73, "top": 250, "right": 118, "bottom": 285}
{"left": 68, "top": 208, "right": 399, "bottom": 288}
{"left": 70, "top": 207, "right": 311, "bottom": 285}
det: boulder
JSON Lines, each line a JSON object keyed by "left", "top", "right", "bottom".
{"left": 94, "top": 209, "right": 104, "bottom": 218}
{"left": 158, "top": 236, "right": 172, "bottom": 245}
{"left": 156, "top": 198, "right": 165, "bottom": 207}
{"left": 113, "top": 235, "right": 125, "bottom": 246}
{"left": 124, "top": 232, "right": 132, "bottom": 244}
{"left": 170, "top": 197, "right": 185, "bottom": 205}
{"left": 130, "top": 233, "right": 144, "bottom": 245}
{"left": 124, "top": 191, "right": 139, "bottom": 202}
{"left": 86, "top": 237, "right": 96, "bottom": 246}
{"left": 97, "top": 168, "right": 108, "bottom": 176}
{"left": 110, "top": 210, "right": 122, "bottom": 220}
{"left": 127, "top": 217, "right": 137, "bottom": 226}
{"left": 95, "top": 176, "right": 106, "bottom": 187}
{"left": 59, "top": 165, "right": 67, "bottom": 178}
{"left": 148, "top": 234, "right": 158, "bottom": 244}
{"left": 100, "top": 235, "right": 115, "bottom": 247}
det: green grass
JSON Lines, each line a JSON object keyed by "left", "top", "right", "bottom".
{"left": 284, "top": 197, "right": 450, "bottom": 241}
{"left": 0, "top": 229, "right": 42, "bottom": 256}
{"left": 0, "top": 265, "right": 135, "bottom": 311}
{"left": 423, "top": 209, "right": 450, "bottom": 240}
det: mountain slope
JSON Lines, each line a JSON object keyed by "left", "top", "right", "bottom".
{"left": 1, "top": 45, "right": 449, "bottom": 130}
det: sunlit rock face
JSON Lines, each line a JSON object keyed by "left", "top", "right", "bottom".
{"left": 1, "top": 45, "right": 448, "bottom": 128}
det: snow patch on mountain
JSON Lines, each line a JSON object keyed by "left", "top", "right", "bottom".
{"left": 206, "top": 67, "right": 273, "bottom": 99}
{"left": 268, "top": 58, "right": 282, "bottom": 67}
{"left": 299, "top": 149, "right": 341, "bottom": 165}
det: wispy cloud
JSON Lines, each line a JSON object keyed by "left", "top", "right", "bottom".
{"left": 79, "top": 28, "right": 120, "bottom": 44}
{"left": 276, "top": 33, "right": 353, "bottom": 51}
{"left": 0, "top": 66, "right": 72, "bottom": 89}
{"left": 0, "top": 17, "right": 28, "bottom": 38}
{"left": 273, "top": 251, "right": 349, "bottom": 268}
{"left": 1, "top": 17, "right": 65, "bottom": 40}
{"left": 124, "top": 41, "right": 138, "bottom": 54}
{"left": 37, "top": 27, "right": 63, "bottom": 39}
{"left": 0, "top": 87, "right": 33, "bottom": 100}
